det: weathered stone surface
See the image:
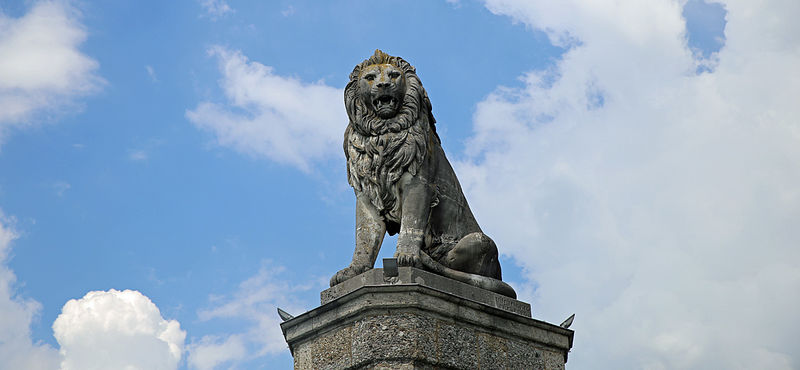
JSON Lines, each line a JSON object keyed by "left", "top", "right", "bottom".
{"left": 437, "top": 321, "right": 478, "bottom": 369}
{"left": 477, "top": 332, "right": 507, "bottom": 370}
{"left": 542, "top": 349, "right": 567, "bottom": 370}
{"left": 330, "top": 50, "right": 516, "bottom": 299}
{"left": 506, "top": 339, "right": 543, "bottom": 369}
{"left": 351, "top": 313, "right": 436, "bottom": 366}
{"left": 282, "top": 267, "right": 573, "bottom": 370}
{"left": 292, "top": 339, "right": 313, "bottom": 370}
{"left": 357, "top": 361, "right": 431, "bottom": 370}
{"left": 311, "top": 325, "right": 353, "bottom": 369}
{"left": 321, "top": 266, "right": 530, "bottom": 317}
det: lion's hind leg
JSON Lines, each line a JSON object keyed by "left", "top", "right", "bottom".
{"left": 443, "top": 232, "right": 502, "bottom": 280}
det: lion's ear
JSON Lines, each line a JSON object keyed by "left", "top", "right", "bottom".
{"left": 349, "top": 66, "right": 361, "bottom": 82}
{"left": 344, "top": 80, "right": 358, "bottom": 119}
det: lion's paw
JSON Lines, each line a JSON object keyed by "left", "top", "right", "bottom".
{"left": 330, "top": 265, "right": 370, "bottom": 287}
{"left": 395, "top": 251, "right": 420, "bottom": 268}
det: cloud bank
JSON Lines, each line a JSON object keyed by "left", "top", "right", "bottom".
{"left": 53, "top": 289, "right": 186, "bottom": 370}
{"left": 0, "top": 1, "right": 103, "bottom": 144}
{"left": 187, "top": 47, "right": 345, "bottom": 171}
{"left": 455, "top": 0, "right": 800, "bottom": 369}
{"left": 1, "top": 214, "right": 184, "bottom": 370}
{"left": 0, "top": 213, "right": 61, "bottom": 370}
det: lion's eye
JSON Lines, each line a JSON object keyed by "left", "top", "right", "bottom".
{"left": 364, "top": 74, "right": 376, "bottom": 81}
{"left": 389, "top": 72, "right": 400, "bottom": 79}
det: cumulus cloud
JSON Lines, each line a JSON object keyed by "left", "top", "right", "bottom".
{"left": 455, "top": 0, "right": 800, "bottom": 369}
{"left": 0, "top": 1, "right": 103, "bottom": 143}
{"left": 186, "top": 46, "right": 345, "bottom": 171}
{"left": 0, "top": 212, "right": 61, "bottom": 370}
{"left": 188, "top": 263, "right": 311, "bottom": 369}
{"left": 0, "top": 215, "right": 183, "bottom": 370}
{"left": 53, "top": 289, "right": 186, "bottom": 370}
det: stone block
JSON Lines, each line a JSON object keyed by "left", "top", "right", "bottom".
{"left": 281, "top": 267, "right": 573, "bottom": 369}
{"left": 351, "top": 313, "right": 436, "bottom": 365}
{"left": 477, "top": 332, "right": 507, "bottom": 370}
{"left": 310, "top": 325, "right": 353, "bottom": 370}
{"left": 437, "top": 321, "right": 477, "bottom": 369}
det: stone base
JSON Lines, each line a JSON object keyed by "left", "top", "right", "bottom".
{"left": 280, "top": 267, "right": 574, "bottom": 370}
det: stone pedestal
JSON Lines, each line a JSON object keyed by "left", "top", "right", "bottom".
{"left": 280, "top": 267, "right": 574, "bottom": 370}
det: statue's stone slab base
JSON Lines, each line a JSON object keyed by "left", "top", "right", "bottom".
{"left": 280, "top": 267, "right": 573, "bottom": 370}
{"left": 320, "top": 266, "right": 531, "bottom": 317}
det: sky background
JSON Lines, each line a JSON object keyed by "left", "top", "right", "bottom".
{"left": 0, "top": 0, "right": 798, "bottom": 369}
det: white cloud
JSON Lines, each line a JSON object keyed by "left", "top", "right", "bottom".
{"left": 186, "top": 46, "right": 345, "bottom": 171}
{"left": 188, "top": 262, "right": 312, "bottom": 369}
{"left": 0, "top": 213, "right": 184, "bottom": 370}
{"left": 199, "top": 0, "right": 233, "bottom": 20}
{"left": 146, "top": 65, "right": 158, "bottom": 83}
{"left": 0, "top": 1, "right": 103, "bottom": 143}
{"left": 0, "top": 212, "right": 61, "bottom": 370}
{"left": 188, "top": 334, "right": 247, "bottom": 370}
{"left": 53, "top": 289, "right": 186, "bottom": 370}
{"left": 455, "top": 0, "right": 800, "bottom": 369}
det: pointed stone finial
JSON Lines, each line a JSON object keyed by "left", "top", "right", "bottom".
{"left": 560, "top": 313, "right": 575, "bottom": 328}
{"left": 277, "top": 307, "right": 294, "bottom": 322}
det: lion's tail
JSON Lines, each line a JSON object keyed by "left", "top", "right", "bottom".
{"left": 418, "top": 251, "right": 517, "bottom": 299}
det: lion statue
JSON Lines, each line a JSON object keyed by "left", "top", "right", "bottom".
{"left": 330, "top": 50, "right": 516, "bottom": 298}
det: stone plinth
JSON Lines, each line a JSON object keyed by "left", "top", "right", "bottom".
{"left": 280, "top": 267, "right": 574, "bottom": 370}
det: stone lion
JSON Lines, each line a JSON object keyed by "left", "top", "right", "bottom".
{"left": 330, "top": 50, "right": 516, "bottom": 298}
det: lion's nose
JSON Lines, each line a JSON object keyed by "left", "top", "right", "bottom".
{"left": 376, "top": 81, "right": 390, "bottom": 88}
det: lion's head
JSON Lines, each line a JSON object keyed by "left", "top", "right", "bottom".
{"left": 343, "top": 50, "right": 439, "bottom": 229}
{"left": 357, "top": 62, "right": 406, "bottom": 119}
{"left": 344, "top": 49, "right": 436, "bottom": 137}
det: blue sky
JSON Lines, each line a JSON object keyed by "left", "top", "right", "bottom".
{"left": 1, "top": 1, "right": 799, "bottom": 369}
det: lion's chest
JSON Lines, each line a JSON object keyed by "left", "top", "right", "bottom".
{"left": 345, "top": 127, "right": 427, "bottom": 223}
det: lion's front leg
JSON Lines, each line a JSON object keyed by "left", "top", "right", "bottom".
{"left": 395, "top": 173, "right": 433, "bottom": 268}
{"left": 330, "top": 194, "right": 386, "bottom": 287}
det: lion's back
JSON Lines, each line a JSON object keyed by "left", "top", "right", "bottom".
{"left": 426, "top": 144, "right": 482, "bottom": 249}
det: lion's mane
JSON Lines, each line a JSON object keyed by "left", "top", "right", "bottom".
{"left": 343, "top": 50, "right": 439, "bottom": 234}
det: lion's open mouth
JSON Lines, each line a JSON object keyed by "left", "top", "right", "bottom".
{"left": 373, "top": 95, "right": 397, "bottom": 110}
